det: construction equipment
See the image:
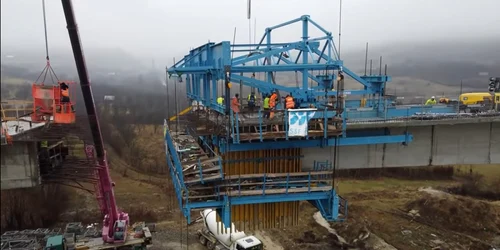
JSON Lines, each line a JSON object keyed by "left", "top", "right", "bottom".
{"left": 31, "top": 0, "right": 76, "bottom": 124}
{"left": 459, "top": 92, "right": 493, "bottom": 105}
{"left": 169, "top": 106, "right": 193, "bottom": 121}
{"left": 43, "top": 228, "right": 152, "bottom": 250}
{"left": 59, "top": 0, "right": 129, "bottom": 244}
{"left": 489, "top": 77, "right": 500, "bottom": 111}
{"left": 488, "top": 77, "right": 500, "bottom": 92}
{"left": 495, "top": 93, "right": 500, "bottom": 111}
{"left": 459, "top": 92, "right": 494, "bottom": 113}
{"left": 197, "top": 209, "right": 263, "bottom": 250}
{"left": 31, "top": 81, "right": 76, "bottom": 124}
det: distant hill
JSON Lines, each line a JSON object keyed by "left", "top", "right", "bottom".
{"left": 342, "top": 39, "right": 500, "bottom": 89}
{"left": 2, "top": 39, "right": 499, "bottom": 98}
{"left": 1, "top": 46, "right": 147, "bottom": 78}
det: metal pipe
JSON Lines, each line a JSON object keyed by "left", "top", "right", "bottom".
{"left": 364, "top": 43, "right": 368, "bottom": 76}
{"left": 379, "top": 56, "right": 382, "bottom": 75}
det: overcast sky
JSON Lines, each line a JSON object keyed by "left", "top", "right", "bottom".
{"left": 2, "top": 0, "right": 499, "bottom": 66}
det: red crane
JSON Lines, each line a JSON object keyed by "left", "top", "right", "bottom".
{"left": 60, "top": 0, "right": 129, "bottom": 243}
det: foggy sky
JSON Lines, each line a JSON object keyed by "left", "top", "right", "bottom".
{"left": 2, "top": 0, "right": 499, "bottom": 67}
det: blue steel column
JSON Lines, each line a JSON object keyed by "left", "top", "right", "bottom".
{"left": 266, "top": 29, "right": 273, "bottom": 89}
{"left": 203, "top": 74, "right": 210, "bottom": 106}
{"left": 212, "top": 76, "right": 217, "bottom": 107}
{"left": 186, "top": 74, "right": 191, "bottom": 97}
{"left": 205, "top": 44, "right": 212, "bottom": 105}
{"left": 302, "top": 16, "right": 309, "bottom": 90}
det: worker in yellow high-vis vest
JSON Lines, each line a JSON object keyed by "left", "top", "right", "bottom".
{"left": 263, "top": 95, "right": 270, "bottom": 119}
{"left": 217, "top": 96, "right": 224, "bottom": 105}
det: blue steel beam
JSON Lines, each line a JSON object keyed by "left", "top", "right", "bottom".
{"left": 187, "top": 190, "right": 331, "bottom": 208}
{"left": 183, "top": 188, "right": 345, "bottom": 225}
{"left": 166, "top": 15, "right": 381, "bottom": 108}
{"left": 220, "top": 134, "right": 413, "bottom": 153}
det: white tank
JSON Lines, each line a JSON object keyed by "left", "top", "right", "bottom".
{"left": 202, "top": 209, "right": 247, "bottom": 247}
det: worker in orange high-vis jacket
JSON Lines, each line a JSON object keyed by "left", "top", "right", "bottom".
{"left": 59, "top": 82, "right": 75, "bottom": 112}
{"left": 285, "top": 94, "right": 295, "bottom": 109}
{"left": 231, "top": 93, "right": 241, "bottom": 114}
{"left": 269, "top": 90, "right": 278, "bottom": 119}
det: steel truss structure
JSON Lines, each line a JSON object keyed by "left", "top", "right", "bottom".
{"left": 167, "top": 15, "right": 415, "bottom": 151}
{"left": 164, "top": 15, "right": 419, "bottom": 226}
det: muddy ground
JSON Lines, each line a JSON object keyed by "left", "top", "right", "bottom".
{"left": 62, "top": 162, "right": 500, "bottom": 250}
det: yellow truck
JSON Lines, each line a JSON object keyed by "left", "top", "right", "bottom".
{"left": 459, "top": 92, "right": 492, "bottom": 105}
{"left": 459, "top": 92, "right": 494, "bottom": 113}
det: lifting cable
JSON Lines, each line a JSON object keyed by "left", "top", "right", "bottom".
{"left": 35, "top": 0, "right": 59, "bottom": 85}
{"left": 331, "top": 0, "right": 343, "bottom": 191}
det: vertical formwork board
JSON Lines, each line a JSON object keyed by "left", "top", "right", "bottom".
{"left": 221, "top": 148, "right": 302, "bottom": 230}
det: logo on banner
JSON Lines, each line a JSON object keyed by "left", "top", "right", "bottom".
{"left": 288, "top": 109, "right": 316, "bottom": 137}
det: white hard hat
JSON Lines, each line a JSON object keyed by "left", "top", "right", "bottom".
{"left": 431, "top": 96, "right": 435, "bottom": 99}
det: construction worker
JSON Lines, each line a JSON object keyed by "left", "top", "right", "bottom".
{"left": 217, "top": 96, "right": 224, "bottom": 105}
{"left": 425, "top": 96, "right": 437, "bottom": 105}
{"left": 269, "top": 90, "right": 278, "bottom": 119}
{"left": 263, "top": 94, "right": 270, "bottom": 119}
{"left": 60, "top": 82, "right": 70, "bottom": 103}
{"left": 59, "top": 82, "right": 75, "bottom": 112}
{"left": 247, "top": 92, "right": 256, "bottom": 112}
{"left": 285, "top": 94, "right": 295, "bottom": 109}
{"left": 439, "top": 97, "right": 449, "bottom": 104}
{"left": 231, "top": 93, "right": 241, "bottom": 114}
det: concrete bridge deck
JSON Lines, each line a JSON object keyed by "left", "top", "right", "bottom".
{"left": 2, "top": 114, "right": 499, "bottom": 190}
{"left": 304, "top": 119, "right": 500, "bottom": 169}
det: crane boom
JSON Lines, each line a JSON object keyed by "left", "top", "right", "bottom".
{"left": 60, "top": 0, "right": 128, "bottom": 243}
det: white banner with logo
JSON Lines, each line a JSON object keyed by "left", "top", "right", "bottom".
{"left": 287, "top": 108, "right": 317, "bottom": 137}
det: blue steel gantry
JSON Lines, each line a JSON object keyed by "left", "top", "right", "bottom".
{"left": 164, "top": 15, "right": 414, "bottom": 227}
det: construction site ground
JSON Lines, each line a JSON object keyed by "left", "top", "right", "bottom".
{"left": 59, "top": 126, "right": 500, "bottom": 250}
{"left": 62, "top": 162, "right": 499, "bottom": 250}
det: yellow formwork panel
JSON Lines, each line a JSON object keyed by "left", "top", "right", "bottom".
{"left": 220, "top": 148, "right": 302, "bottom": 229}
{"left": 223, "top": 149, "right": 302, "bottom": 230}
{"left": 222, "top": 148, "right": 302, "bottom": 175}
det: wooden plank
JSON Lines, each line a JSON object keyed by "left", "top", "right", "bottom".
{"left": 184, "top": 174, "right": 222, "bottom": 184}
{"left": 183, "top": 166, "right": 221, "bottom": 176}
{"left": 237, "top": 130, "right": 342, "bottom": 141}
{"left": 223, "top": 171, "right": 332, "bottom": 180}
{"left": 199, "top": 157, "right": 221, "bottom": 165}
{"left": 186, "top": 179, "right": 328, "bottom": 192}
{"left": 226, "top": 186, "right": 331, "bottom": 196}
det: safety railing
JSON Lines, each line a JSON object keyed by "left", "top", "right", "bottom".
{"left": 163, "top": 126, "right": 187, "bottom": 208}
{"left": 211, "top": 170, "right": 333, "bottom": 198}
{"left": 1, "top": 100, "right": 33, "bottom": 121}
{"left": 313, "top": 160, "right": 333, "bottom": 180}
{"left": 228, "top": 108, "right": 343, "bottom": 143}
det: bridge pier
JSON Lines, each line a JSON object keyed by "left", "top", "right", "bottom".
{"left": 1, "top": 142, "right": 40, "bottom": 189}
